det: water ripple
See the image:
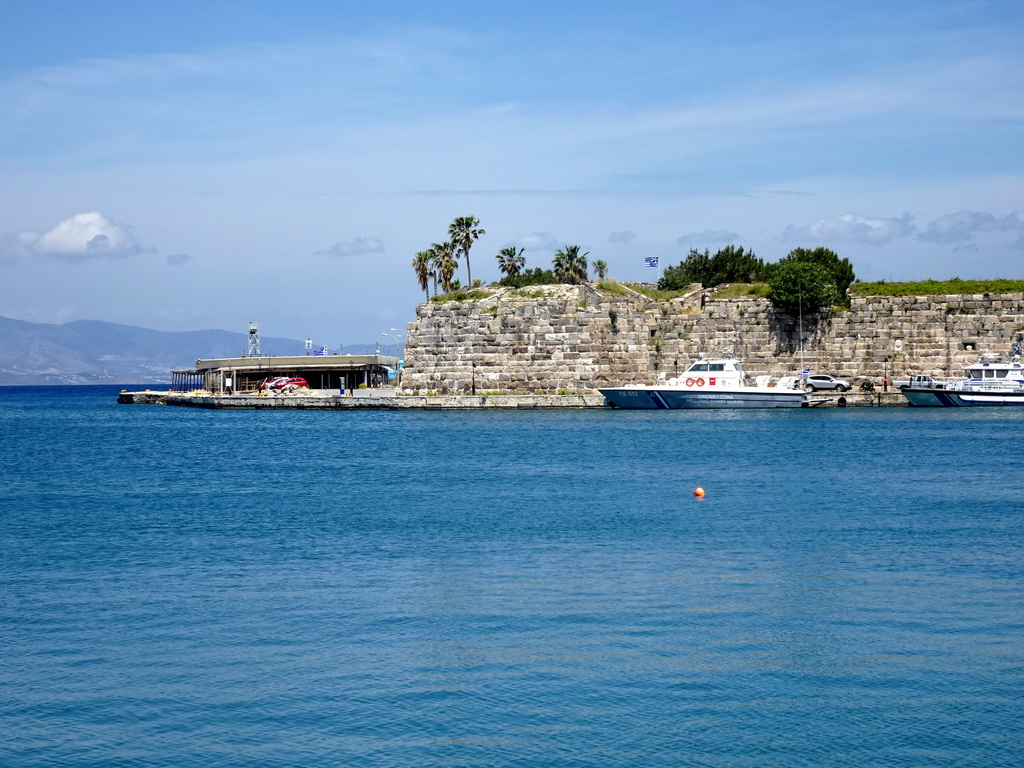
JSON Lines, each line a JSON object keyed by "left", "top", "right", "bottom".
{"left": 2, "top": 389, "right": 1023, "bottom": 765}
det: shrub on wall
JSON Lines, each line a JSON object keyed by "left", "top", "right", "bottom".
{"left": 767, "top": 262, "right": 840, "bottom": 316}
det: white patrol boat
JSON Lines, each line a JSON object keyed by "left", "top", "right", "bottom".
{"left": 599, "top": 358, "right": 819, "bottom": 409}
{"left": 901, "top": 336, "right": 1024, "bottom": 407}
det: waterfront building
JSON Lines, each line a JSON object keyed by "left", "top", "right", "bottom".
{"left": 174, "top": 354, "right": 399, "bottom": 394}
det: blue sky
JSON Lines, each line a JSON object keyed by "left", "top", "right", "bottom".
{"left": 2, "top": 0, "right": 1023, "bottom": 345}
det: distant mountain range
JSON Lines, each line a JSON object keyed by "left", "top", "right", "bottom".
{"left": 0, "top": 316, "right": 390, "bottom": 385}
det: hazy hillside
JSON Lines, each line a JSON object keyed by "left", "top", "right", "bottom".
{"left": 0, "top": 316, "right": 315, "bottom": 385}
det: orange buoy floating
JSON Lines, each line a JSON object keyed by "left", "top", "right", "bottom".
{"left": 694, "top": 487, "right": 705, "bottom": 497}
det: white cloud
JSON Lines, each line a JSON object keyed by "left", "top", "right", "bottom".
{"left": 781, "top": 212, "right": 915, "bottom": 245}
{"left": 3, "top": 212, "right": 144, "bottom": 260}
{"left": 608, "top": 230, "right": 635, "bottom": 244}
{"left": 166, "top": 253, "right": 191, "bottom": 266}
{"left": 516, "top": 232, "right": 559, "bottom": 252}
{"left": 781, "top": 209, "right": 1024, "bottom": 252}
{"left": 319, "top": 237, "right": 385, "bottom": 258}
{"left": 677, "top": 229, "right": 739, "bottom": 246}
{"left": 919, "top": 210, "right": 1024, "bottom": 249}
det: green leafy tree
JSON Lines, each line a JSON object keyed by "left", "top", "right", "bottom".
{"left": 448, "top": 216, "right": 485, "bottom": 286}
{"left": 778, "top": 247, "right": 856, "bottom": 307}
{"left": 552, "top": 245, "right": 589, "bottom": 284}
{"left": 658, "top": 245, "right": 764, "bottom": 290}
{"left": 594, "top": 259, "right": 608, "bottom": 280}
{"left": 499, "top": 267, "right": 558, "bottom": 287}
{"left": 711, "top": 244, "right": 764, "bottom": 284}
{"left": 412, "top": 251, "right": 433, "bottom": 299}
{"left": 659, "top": 249, "right": 708, "bottom": 290}
{"left": 496, "top": 246, "right": 526, "bottom": 279}
{"left": 767, "top": 261, "right": 839, "bottom": 316}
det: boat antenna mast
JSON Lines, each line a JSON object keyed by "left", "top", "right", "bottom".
{"left": 798, "top": 294, "right": 804, "bottom": 368}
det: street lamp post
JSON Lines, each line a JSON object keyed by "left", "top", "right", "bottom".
{"left": 380, "top": 330, "right": 404, "bottom": 390}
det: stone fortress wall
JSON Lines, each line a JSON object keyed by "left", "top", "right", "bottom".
{"left": 400, "top": 285, "right": 1024, "bottom": 394}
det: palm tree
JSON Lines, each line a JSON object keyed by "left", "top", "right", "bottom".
{"left": 594, "top": 259, "right": 608, "bottom": 280}
{"left": 412, "top": 251, "right": 433, "bottom": 299}
{"left": 432, "top": 241, "right": 458, "bottom": 293}
{"left": 428, "top": 244, "right": 444, "bottom": 295}
{"left": 496, "top": 246, "right": 526, "bottom": 279}
{"left": 448, "top": 215, "right": 485, "bottom": 286}
{"left": 552, "top": 245, "right": 590, "bottom": 284}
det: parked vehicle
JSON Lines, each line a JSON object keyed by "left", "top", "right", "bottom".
{"left": 260, "top": 377, "right": 287, "bottom": 390}
{"left": 806, "top": 374, "right": 851, "bottom": 392}
{"left": 893, "top": 375, "right": 941, "bottom": 390}
{"left": 260, "top": 376, "right": 308, "bottom": 392}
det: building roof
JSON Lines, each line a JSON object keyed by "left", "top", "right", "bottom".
{"left": 193, "top": 354, "right": 398, "bottom": 372}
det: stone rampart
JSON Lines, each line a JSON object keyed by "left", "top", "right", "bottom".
{"left": 401, "top": 286, "right": 1024, "bottom": 394}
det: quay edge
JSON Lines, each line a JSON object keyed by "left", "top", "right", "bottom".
{"left": 121, "top": 391, "right": 608, "bottom": 409}
{"left": 118, "top": 391, "right": 908, "bottom": 408}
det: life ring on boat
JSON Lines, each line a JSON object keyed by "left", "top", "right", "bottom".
{"left": 685, "top": 378, "right": 695, "bottom": 386}
{"left": 696, "top": 378, "right": 705, "bottom": 386}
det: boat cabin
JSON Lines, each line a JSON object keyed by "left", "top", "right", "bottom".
{"left": 965, "top": 353, "right": 1024, "bottom": 382}
{"left": 685, "top": 360, "right": 744, "bottom": 375}
{"left": 953, "top": 348, "right": 1024, "bottom": 392}
{"left": 967, "top": 367, "right": 1015, "bottom": 380}
{"left": 666, "top": 359, "right": 748, "bottom": 387}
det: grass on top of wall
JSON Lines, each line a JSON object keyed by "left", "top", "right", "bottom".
{"left": 430, "top": 289, "right": 494, "bottom": 303}
{"left": 595, "top": 280, "right": 630, "bottom": 296}
{"left": 713, "top": 283, "right": 771, "bottom": 299}
{"left": 627, "top": 283, "right": 693, "bottom": 301}
{"left": 851, "top": 279, "right": 1024, "bottom": 297}
{"left": 593, "top": 280, "right": 687, "bottom": 301}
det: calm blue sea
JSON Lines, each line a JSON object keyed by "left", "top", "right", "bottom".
{"left": 2, "top": 385, "right": 1023, "bottom": 767}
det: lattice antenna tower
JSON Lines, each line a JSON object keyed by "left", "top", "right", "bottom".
{"left": 246, "top": 322, "right": 261, "bottom": 357}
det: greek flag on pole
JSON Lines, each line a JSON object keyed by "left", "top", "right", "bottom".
{"left": 799, "top": 368, "right": 810, "bottom": 375}
{"left": 314, "top": 345, "right": 329, "bottom": 356}
{"left": 644, "top": 256, "right": 659, "bottom": 268}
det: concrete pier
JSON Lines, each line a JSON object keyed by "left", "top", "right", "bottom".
{"left": 165, "top": 392, "right": 607, "bottom": 409}
{"left": 118, "top": 390, "right": 908, "bottom": 409}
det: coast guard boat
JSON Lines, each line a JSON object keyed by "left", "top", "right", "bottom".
{"left": 900, "top": 336, "right": 1024, "bottom": 407}
{"left": 599, "top": 358, "right": 819, "bottom": 409}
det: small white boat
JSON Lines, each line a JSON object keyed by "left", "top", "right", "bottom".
{"left": 600, "top": 358, "right": 820, "bottom": 409}
{"left": 901, "top": 337, "right": 1024, "bottom": 407}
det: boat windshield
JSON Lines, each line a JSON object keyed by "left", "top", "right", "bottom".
{"left": 687, "top": 362, "right": 733, "bottom": 373}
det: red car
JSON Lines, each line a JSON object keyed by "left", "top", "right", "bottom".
{"left": 261, "top": 376, "right": 308, "bottom": 392}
